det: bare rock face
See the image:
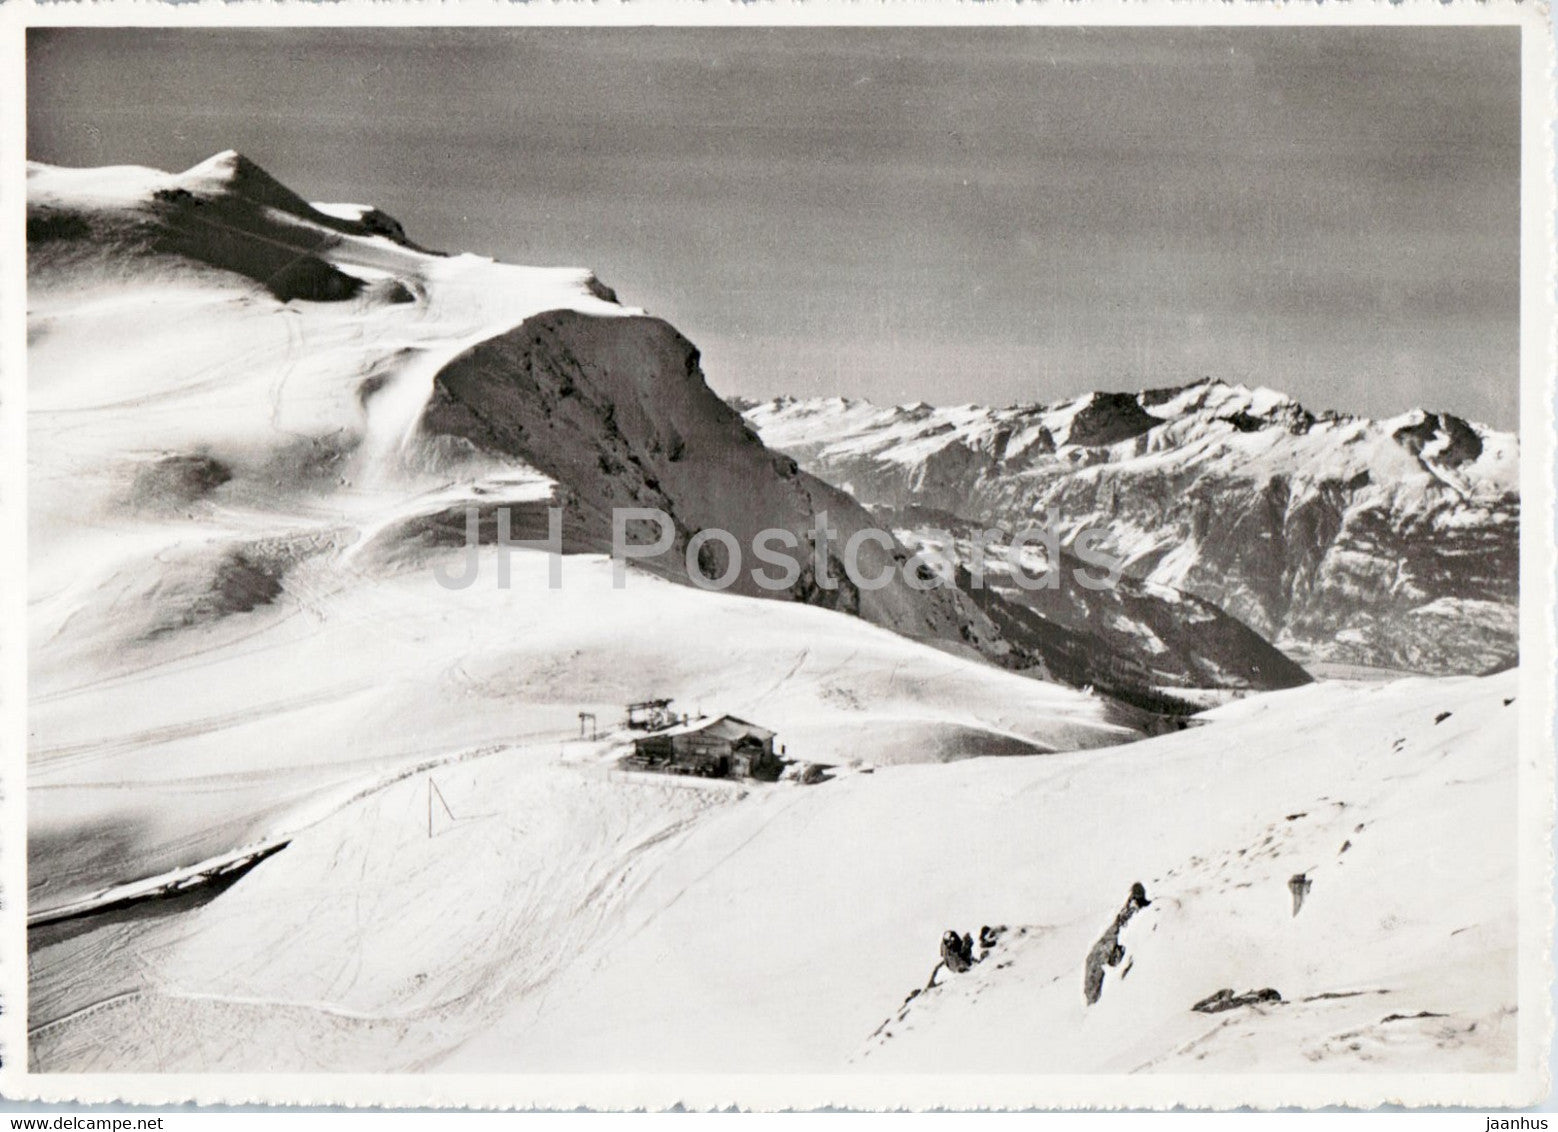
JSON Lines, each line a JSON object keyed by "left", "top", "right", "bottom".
{"left": 418, "top": 309, "right": 1013, "bottom": 657}
{"left": 741, "top": 381, "right": 1518, "bottom": 677}
{"left": 1062, "top": 392, "right": 1159, "bottom": 448}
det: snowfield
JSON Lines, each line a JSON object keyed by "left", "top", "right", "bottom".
{"left": 32, "top": 664, "right": 1519, "bottom": 1076}
{"left": 30, "top": 550, "right": 1136, "bottom": 919}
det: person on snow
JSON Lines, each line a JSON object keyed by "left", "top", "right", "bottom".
{"left": 941, "top": 929, "right": 975, "bottom": 974}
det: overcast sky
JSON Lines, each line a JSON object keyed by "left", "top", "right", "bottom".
{"left": 28, "top": 27, "right": 1520, "bottom": 428}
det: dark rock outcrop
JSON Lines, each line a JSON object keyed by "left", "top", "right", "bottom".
{"left": 1083, "top": 882, "right": 1151, "bottom": 1005}
{"left": 417, "top": 310, "right": 1022, "bottom": 663}
{"left": 1192, "top": 987, "right": 1283, "bottom": 1014}
{"left": 1289, "top": 872, "right": 1312, "bottom": 917}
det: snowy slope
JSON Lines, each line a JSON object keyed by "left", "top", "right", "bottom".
{"left": 29, "top": 152, "right": 1004, "bottom": 658}
{"left": 30, "top": 665, "right": 1519, "bottom": 1079}
{"left": 27, "top": 155, "right": 1138, "bottom": 917}
{"left": 471, "top": 671, "right": 1518, "bottom": 1076}
{"left": 29, "top": 551, "right": 1139, "bottom": 918}
{"left": 739, "top": 384, "right": 1519, "bottom": 676}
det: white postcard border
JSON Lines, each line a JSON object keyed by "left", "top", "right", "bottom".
{"left": 0, "top": 0, "right": 1551, "bottom": 1111}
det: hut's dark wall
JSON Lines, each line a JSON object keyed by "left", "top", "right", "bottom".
{"left": 630, "top": 727, "right": 780, "bottom": 780}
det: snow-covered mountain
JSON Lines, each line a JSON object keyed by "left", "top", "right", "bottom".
{"left": 26, "top": 153, "right": 1142, "bottom": 915}
{"left": 738, "top": 384, "right": 1519, "bottom": 676}
{"left": 28, "top": 152, "right": 1012, "bottom": 659}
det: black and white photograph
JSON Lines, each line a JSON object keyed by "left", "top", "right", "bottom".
{"left": 5, "top": 7, "right": 1553, "bottom": 1112}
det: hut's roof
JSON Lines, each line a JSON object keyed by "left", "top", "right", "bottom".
{"left": 648, "top": 714, "right": 776, "bottom": 743}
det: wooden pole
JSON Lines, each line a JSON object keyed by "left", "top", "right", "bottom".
{"left": 431, "top": 779, "right": 456, "bottom": 822}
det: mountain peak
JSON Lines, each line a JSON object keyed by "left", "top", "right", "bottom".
{"left": 183, "top": 148, "right": 247, "bottom": 176}
{"left": 179, "top": 150, "right": 315, "bottom": 212}
{"left": 163, "top": 150, "right": 427, "bottom": 252}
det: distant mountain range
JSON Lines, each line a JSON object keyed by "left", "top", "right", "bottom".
{"left": 737, "top": 380, "right": 1518, "bottom": 676}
